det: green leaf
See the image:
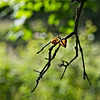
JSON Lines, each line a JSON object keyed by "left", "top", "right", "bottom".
{"left": 14, "top": 10, "right": 33, "bottom": 18}
{"left": 68, "top": 19, "right": 74, "bottom": 27}
{"left": 22, "top": 28, "right": 32, "bottom": 40}
{"left": 48, "top": 14, "right": 56, "bottom": 25}
{"left": 32, "top": 2, "right": 43, "bottom": 11}
{"left": 0, "top": 0, "right": 9, "bottom": 8}
{"left": 48, "top": 14, "right": 60, "bottom": 26}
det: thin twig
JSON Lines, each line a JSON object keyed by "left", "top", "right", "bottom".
{"left": 78, "top": 38, "right": 92, "bottom": 85}
{"left": 37, "top": 42, "right": 51, "bottom": 54}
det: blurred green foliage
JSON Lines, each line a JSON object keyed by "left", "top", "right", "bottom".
{"left": 0, "top": 0, "right": 100, "bottom": 40}
{"left": 0, "top": 31, "right": 100, "bottom": 100}
{"left": 0, "top": 0, "right": 100, "bottom": 100}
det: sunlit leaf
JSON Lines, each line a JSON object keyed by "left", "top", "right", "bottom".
{"left": 22, "top": 28, "right": 32, "bottom": 40}
{"left": 14, "top": 10, "right": 33, "bottom": 18}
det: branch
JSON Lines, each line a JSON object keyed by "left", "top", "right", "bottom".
{"left": 31, "top": 0, "right": 91, "bottom": 93}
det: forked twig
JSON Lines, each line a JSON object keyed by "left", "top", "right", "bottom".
{"left": 31, "top": 44, "right": 61, "bottom": 93}
{"left": 60, "top": 35, "right": 79, "bottom": 79}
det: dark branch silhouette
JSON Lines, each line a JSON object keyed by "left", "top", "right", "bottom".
{"left": 31, "top": 0, "right": 91, "bottom": 93}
